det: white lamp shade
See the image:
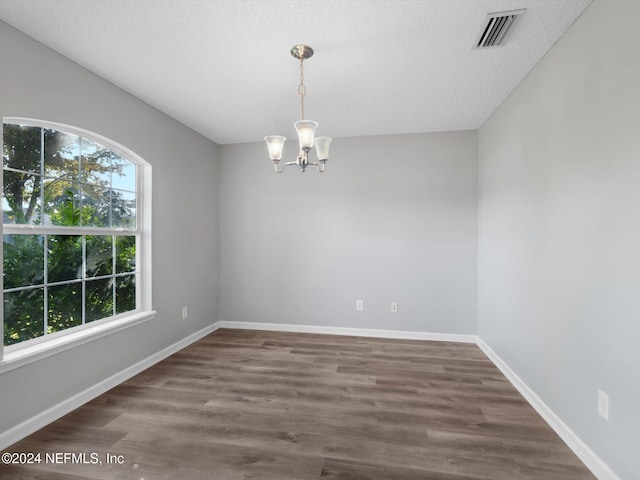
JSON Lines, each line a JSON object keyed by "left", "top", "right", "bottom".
{"left": 314, "top": 136, "right": 332, "bottom": 160}
{"left": 264, "top": 135, "right": 286, "bottom": 160}
{"left": 294, "top": 120, "right": 318, "bottom": 149}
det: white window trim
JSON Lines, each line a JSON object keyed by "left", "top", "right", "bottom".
{"left": 0, "top": 311, "right": 155, "bottom": 373}
{"left": 0, "top": 117, "right": 154, "bottom": 367}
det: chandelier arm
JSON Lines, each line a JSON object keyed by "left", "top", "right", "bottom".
{"left": 307, "top": 162, "right": 326, "bottom": 173}
{"left": 274, "top": 161, "right": 298, "bottom": 174}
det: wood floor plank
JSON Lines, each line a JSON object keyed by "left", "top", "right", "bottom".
{"left": 0, "top": 464, "right": 101, "bottom": 480}
{"left": 1, "top": 328, "right": 596, "bottom": 479}
{"left": 320, "top": 457, "right": 478, "bottom": 480}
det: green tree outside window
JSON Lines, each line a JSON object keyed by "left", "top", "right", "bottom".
{"left": 3, "top": 123, "right": 138, "bottom": 346}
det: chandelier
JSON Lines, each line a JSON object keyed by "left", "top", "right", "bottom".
{"left": 264, "top": 44, "right": 332, "bottom": 173}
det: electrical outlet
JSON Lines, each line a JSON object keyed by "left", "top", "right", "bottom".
{"left": 356, "top": 300, "right": 364, "bottom": 311}
{"left": 182, "top": 306, "right": 188, "bottom": 320}
{"left": 597, "top": 389, "right": 610, "bottom": 422}
{"left": 390, "top": 302, "right": 398, "bottom": 313}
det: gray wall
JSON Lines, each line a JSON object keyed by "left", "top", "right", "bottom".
{"left": 478, "top": 0, "right": 639, "bottom": 478}
{"left": 0, "top": 22, "right": 219, "bottom": 433}
{"left": 219, "top": 132, "right": 478, "bottom": 334}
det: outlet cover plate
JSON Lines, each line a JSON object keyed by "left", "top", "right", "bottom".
{"left": 597, "top": 389, "right": 610, "bottom": 421}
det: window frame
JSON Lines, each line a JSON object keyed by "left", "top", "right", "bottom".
{"left": 0, "top": 117, "right": 154, "bottom": 370}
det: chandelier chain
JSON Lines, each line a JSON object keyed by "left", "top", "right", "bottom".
{"left": 298, "top": 56, "right": 306, "bottom": 120}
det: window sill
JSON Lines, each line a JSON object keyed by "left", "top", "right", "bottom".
{"left": 0, "top": 310, "right": 156, "bottom": 374}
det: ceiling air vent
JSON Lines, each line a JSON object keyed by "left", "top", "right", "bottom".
{"left": 475, "top": 9, "right": 525, "bottom": 48}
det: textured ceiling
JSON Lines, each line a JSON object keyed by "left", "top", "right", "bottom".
{"left": 0, "top": 0, "right": 591, "bottom": 145}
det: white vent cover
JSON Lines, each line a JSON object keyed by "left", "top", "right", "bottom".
{"left": 475, "top": 9, "right": 525, "bottom": 48}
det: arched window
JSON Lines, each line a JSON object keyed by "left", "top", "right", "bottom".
{"left": 2, "top": 118, "right": 152, "bottom": 356}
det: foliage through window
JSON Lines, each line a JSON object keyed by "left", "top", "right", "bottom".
{"left": 3, "top": 121, "right": 140, "bottom": 347}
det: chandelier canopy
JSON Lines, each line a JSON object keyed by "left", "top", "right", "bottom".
{"left": 265, "top": 44, "right": 332, "bottom": 173}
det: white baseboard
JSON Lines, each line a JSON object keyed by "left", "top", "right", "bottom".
{"left": 476, "top": 339, "right": 620, "bottom": 480}
{"left": 218, "top": 320, "right": 478, "bottom": 344}
{"left": 0, "top": 321, "right": 221, "bottom": 451}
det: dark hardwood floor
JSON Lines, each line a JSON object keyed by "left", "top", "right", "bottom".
{"left": 1, "top": 329, "right": 596, "bottom": 479}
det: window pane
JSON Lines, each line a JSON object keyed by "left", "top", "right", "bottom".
{"left": 4, "top": 288, "right": 45, "bottom": 346}
{"left": 111, "top": 153, "right": 136, "bottom": 192}
{"left": 81, "top": 184, "right": 110, "bottom": 227}
{"left": 86, "top": 278, "right": 114, "bottom": 323}
{"left": 3, "top": 234, "right": 44, "bottom": 289}
{"left": 48, "top": 283, "right": 82, "bottom": 333}
{"left": 116, "top": 275, "right": 136, "bottom": 314}
{"left": 44, "top": 129, "right": 79, "bottom": 181}
{"left": 86, "top": 235, "right": 113, "bottom": 277}
{"left": 43, "top": 180, "right": 79, "bottom": 226}
{"left": 115, "top": 236, "right": 136, "bottom": 273}
{"left": 80, "top": 138, "right": 111, "bottom": 186}
{"left": 48, "top": 235, "right": 82, "bottom": 283}
{"left": 112, "top": 190, "right": 136, "bottom": 228}
{"left": 3, "top": 124, "right": 41, "bottom": 173}
{"left": 3, "top": 122, "right": 141, "bottom": 347}
{"left": 3, "top": 170, "right": 42, "bottom": 225}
